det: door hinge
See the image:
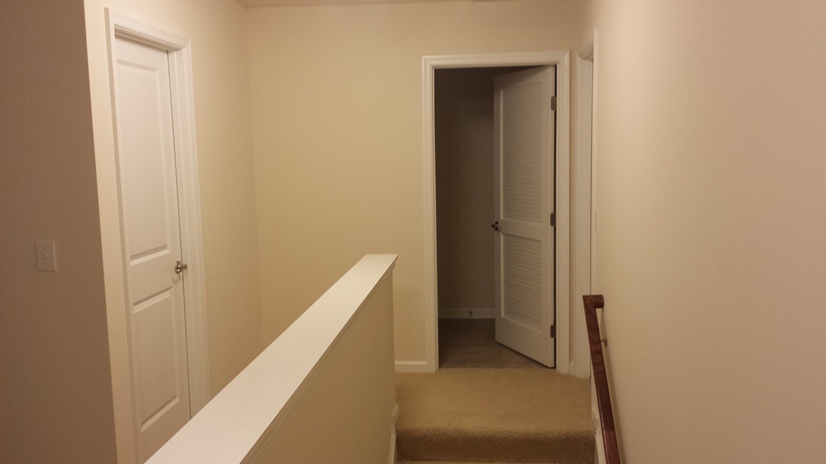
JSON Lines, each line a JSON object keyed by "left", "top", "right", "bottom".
{"left": 550, "top": 324, "right": 556, "bottom": 338}
{"left": 550, "top": 212, "right": 555, "bottom": 227}
{"left": 551, "top": 96, "right": 557, "bottom": 111}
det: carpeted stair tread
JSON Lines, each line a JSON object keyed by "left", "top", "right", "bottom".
{"left": 396, "top": 368, "right": 593, "bottom": 463}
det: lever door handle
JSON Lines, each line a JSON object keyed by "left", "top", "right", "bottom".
{"left": 175, "top": 261, "right": 188, "bottom": 274}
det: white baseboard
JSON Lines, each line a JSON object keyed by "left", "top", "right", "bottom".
{"left": 394, "top": 360, "right": 430, "bottom": 373}
{"left": 593, "top": 403, "right": 604, "bottom": 464}
{"left": 594, "top": 432, "right": 605, "bottom": 464}
{"left": 438, "top": 307, "right": 495, "bottom": 319}
{"left": 388, "top": 404, "right": 399, "bottom": 464}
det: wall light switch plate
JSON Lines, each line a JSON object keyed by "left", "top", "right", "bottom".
{"left": 36, "top": 240, "right": 57, "bottom": 272}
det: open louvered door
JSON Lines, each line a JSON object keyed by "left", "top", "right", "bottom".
{"left": 493, "top": 66, "right": 555, "bottom": 367}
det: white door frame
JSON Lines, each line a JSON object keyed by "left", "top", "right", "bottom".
{"left": 420, "top": 52, "right": 571, "bottom": 374}
{"left": 106, "top": 10, "right": 210, "bottom": 462}
{"left": 572, "top": 42, "right": 596, "bottom": 379}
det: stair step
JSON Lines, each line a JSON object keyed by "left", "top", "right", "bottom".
{"left": 400, "top": 462, "right": 583, "bottom": 464}
{"left": 400, "top": 462, "right": 570, "bottom": 464}
{"left": 395, "top": 368, "right": 594, "bottom": 463}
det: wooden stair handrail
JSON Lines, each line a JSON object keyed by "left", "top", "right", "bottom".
{"left": 583, "top": 295, "right": 621, "bottom": 464}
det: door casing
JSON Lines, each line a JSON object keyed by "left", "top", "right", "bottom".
{"left": 105, "top": 10, "right": 210, "bottom": 463}
{"left": 573, "top": 41, "right": 596, "bottom": 379}
{"left": 419, "top": 52, "right": 573, "bottom": 374}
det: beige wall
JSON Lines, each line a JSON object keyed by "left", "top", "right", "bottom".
{"left": 435, "top": 68, "right": 500, "bottom": 317}
{"left": 0, "top": 1, "right": 117, "bottom": 462}
{"left": 84, "top": 0, "right": 262, "bottom": 399}
{"left": 247, "top": 0, "right": 585, "bottom": 361}
{"left": 586, "top": 0, "right": 826, "bottom": 461}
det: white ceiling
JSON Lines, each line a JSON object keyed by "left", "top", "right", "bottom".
{"left": 235, "top": 0, "right": 496, "bottom": 7}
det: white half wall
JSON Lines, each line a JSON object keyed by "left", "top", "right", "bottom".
{"left": 146, "top": 255, "right": 398, "bottom": 464}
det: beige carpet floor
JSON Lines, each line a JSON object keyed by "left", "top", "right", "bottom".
{"left": 400, "top": 462, "right": 549, "bottom": 464}
{"left": 400, "top": 462, "right": 558, "bottom": 464}
{"left": 395, "top": 368, "right": 594, "bottom": 463}
{"left": 438, "top": 319, "right": 546, "bottom": 369}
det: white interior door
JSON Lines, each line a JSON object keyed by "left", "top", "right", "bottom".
{"left": 114, "top": 36, "right": 191, "bottom": 462}
{"left": 493, "top": 66, "right": 555, "bottom": 368}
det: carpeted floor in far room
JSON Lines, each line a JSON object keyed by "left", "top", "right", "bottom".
{"left": 438, "top": 319, "right": 546, "bottom": 369}
{"left": 395, "top": 319, "right": 594, "bottom": 464}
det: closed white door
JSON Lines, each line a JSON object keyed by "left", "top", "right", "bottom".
{"left": 493, "top": 66, "right": 555, "bottom": 368}
{"left": 114, "top": 36, "right": 191, "bottom": 461}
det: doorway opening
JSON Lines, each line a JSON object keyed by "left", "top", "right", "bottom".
{"left": 435, "top": 66, "right": 547, "bottom": 369}
{"left": 421, "top": 52, "right": 572, "bottom": 374}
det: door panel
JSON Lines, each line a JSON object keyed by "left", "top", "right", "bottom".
{"left": 134, "top": 293, "right": 178, "bottom": 422}
{"left": 493, "top": 66, "right": 555, "bottom": 367}
{"left": 114, "top": 36, "right": 190, "bottom": 462}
